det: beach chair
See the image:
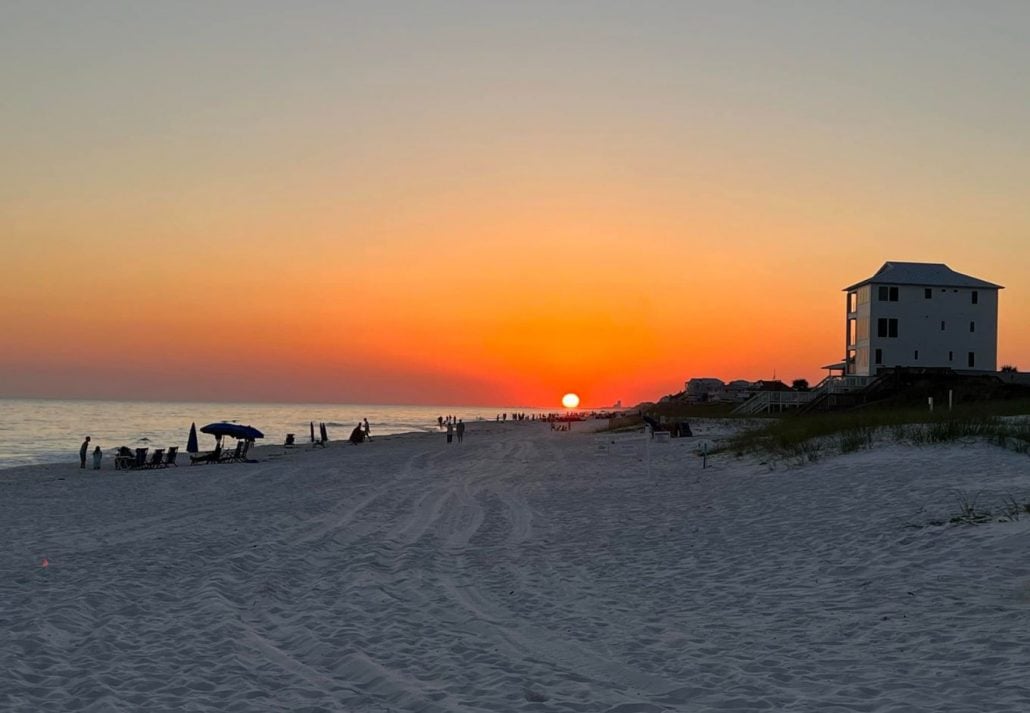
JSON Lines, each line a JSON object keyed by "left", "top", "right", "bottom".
{"left": 132, "top": 448, "right": 148, "bottom": 469}
{"left": 163, "top": 446, "right": 178, "bottom": 467}
{"left": 146, "top": 449, "right": 165, "bottom": 468}
{"left": 222, "top": 441, "right": 244, "bottom": 463}
{"left": 115, "top": 448, "right": 135, "bottom": 470}
{"left": 190, "top": 445, "right": 221, "bottom": 466}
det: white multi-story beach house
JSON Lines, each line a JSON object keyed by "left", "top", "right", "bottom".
{"left": 843, "top": 262, "right": 1002, "bottom": 376}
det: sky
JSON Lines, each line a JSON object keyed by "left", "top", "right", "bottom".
{"left": 2, "top": 1, "right": 1029, "bottom": 408}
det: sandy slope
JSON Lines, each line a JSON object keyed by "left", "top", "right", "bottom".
{"left": 1, "top": 421, "right": 1028, "bottom": 712}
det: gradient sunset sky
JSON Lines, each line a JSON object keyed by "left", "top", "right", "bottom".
{"left": 2, "top": 1, "right": 1029, "bottom": 407}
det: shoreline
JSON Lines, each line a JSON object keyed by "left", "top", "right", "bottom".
{"left": 0, "top": 418, "right": 617, "bottom": 478}
{"left": 0, "top": 397, "right": 623, "bottom": 471}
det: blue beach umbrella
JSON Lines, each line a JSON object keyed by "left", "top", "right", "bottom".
{"left": 200, "top": 422, "right": 264, "bottom": 440}
{"left": 187, "top": 422, "right": 199, "bottom": 454}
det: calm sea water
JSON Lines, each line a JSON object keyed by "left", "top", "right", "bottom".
{"left": 0, "top": 399, "right": 555, "bottom": 469}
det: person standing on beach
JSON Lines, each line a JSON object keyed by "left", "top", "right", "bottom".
{"left": 80, "top": 436, "right": 91, "bottom": 469}
{"left": 446, "top": 420, "right": 453, "bottom": 444}
{"left": 362, "top": 418, "right": 372, "bottom": 441}
{"left": 456, "top": 419, "right": 465, "bottom": 444}
{"left": 92, "top": 445, "right": 103, "bottom": 470}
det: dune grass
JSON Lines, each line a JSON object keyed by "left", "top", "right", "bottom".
{"left": 725, "top": 399, "right": 1030, "bottom": 460}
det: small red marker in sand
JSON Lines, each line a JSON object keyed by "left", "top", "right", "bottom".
{"left": 41, "top": 558, "right": 49, "bottom": 568}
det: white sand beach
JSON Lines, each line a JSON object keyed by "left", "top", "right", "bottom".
{"left": 2, "top": 420, "right": 1029, "bottom": 712}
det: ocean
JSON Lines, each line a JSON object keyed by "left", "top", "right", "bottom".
{"left": 0, "top": 399, "right": 556, "bottom": 469}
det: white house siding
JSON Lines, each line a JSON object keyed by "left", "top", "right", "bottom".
{"left": 847, "top": 286, "right": 872, "bottom": 376}
{"left": 847, "top": 284, "right": 998, "bottom": 376}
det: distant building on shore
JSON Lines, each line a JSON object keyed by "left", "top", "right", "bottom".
{"left": 842, "top": 262, "right": 1002, "bottom": 376}
{"left": 684, "top": 378, "right": 725, "bottom": 402}
{"left": 679, "top": 377, "right": 793, "bottom": 404}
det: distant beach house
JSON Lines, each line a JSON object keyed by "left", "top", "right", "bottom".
{"left": 684, "top": 378, "right": 726, "bottom": 403}
{"left": 843, "top": 262, "right": 1002, "bottom": 376}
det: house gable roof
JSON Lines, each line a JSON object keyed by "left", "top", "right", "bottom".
{"left": 844, "top": 262, "right": 1003, "bottom": 291}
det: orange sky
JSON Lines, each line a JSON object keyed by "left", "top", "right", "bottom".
{"left": 2, "top": 3, "right": 1029, "bottom": 407}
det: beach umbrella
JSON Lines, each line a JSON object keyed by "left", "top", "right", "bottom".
{"left": 320, "top": 422, "right": 328, "bottom": 443}
{"left": 310, "top": 421, "right": 315, "bottom": 443}
{"left": 187, "top": 422, "right": 199, "bottom": 454}
{"left": 200, "top": 422, "right": 264, "bottom": 440}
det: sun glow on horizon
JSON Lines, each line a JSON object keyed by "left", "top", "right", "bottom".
{"left": 561, "top": 393, "right": 580, "bottom": 409}
{"left": 1, "top": 5, "right": 1029, "bottom": 406}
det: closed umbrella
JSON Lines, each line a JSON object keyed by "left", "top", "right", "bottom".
{"left": 320, "top": 422, "right": 328, "bottom": 443}
{"left": 187, "top": 422, "right": 199, "bottom": 454}
{"left": 310, "top": 421, "right": 315, "bottom": 443}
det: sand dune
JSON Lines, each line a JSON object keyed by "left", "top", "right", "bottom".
{"left": 2, "top": 421, "right": 1028, "bottom": 711}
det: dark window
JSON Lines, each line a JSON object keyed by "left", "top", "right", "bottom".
{"left": 914, "top": 350, "right": 919, "bottom": 360}
{"left": 968, "top": 352, "right": 975, "bottom": 368}
{"left": 890, "top": 286, "right": 898, "bottom": 301}
{"left": 888, "top": 318, "right": 898, "bottom": 338}
{"left": 877, "top": 318, "right": 887, "bottom": 337}
{"left": 970, "top": 321, "right": 975, "bottom": 333}
{"left": 949, "top": 351, "right": 953, "bottom": 362}
{"left": 924, "top": 288, "right": 932, "bottom": 299}
{"left": 878, "top": 286, "right": 888, "bottom": 301}
{"left": 877, "top": 286, "right": 899, "bottom": 302}
{"left": 875, "top": 349, "right": 882, "bottom": 364}
{"left": 972, "top": 290, "right": 978, "bottom": 304}
{"left": 940, "top": 320, "right": 946, "bottom": 331}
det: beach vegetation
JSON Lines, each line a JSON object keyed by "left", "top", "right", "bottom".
{"left": 906, "top": 490, "right": 1030, "bottom": 528}
{"left": 724, "top": 399, "right": 1030, "bottom": 459}
{"left": 949, "top": 491, "right": 993, "bottom": 525}
{"left": 943, "top": 491, "right": 1030, "bottom": 526}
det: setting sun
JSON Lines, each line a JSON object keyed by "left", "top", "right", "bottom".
{"left": 561, "top": 393, "right": 580, "bottom": 409}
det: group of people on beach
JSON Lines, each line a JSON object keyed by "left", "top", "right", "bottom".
{"left": 79, "top": 436, "right": 102, "bottom": 469}
{"left": 438, "top": 416, "right": 465, "bottom": 444}
{"left": 495, "top": 412, "right": 531, "bottom": 421}
{"left": 349, "top": 418, "right": 372, "bottom": 444}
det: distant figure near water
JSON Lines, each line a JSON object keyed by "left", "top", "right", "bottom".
{"left": 80, "top": 436, "right": 91, "bottom": 469}
{"left": 349, "top": 424, "right": 365, "bottom": 445}
{"left": 363, "top": 418, "right": 371, "bottom": 441}
{"left": 446, "top": 420, "right": 453, "bottom": 444}
{"left": 456, "top": 419, "right": 465, "bottom": 444}
{"left": 92, "top": 446, "right": 102, "bottom": 470}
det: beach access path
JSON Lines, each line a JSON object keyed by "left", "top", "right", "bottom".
{"left": 1, "top": 420, "right": 1029, "bottom": 712}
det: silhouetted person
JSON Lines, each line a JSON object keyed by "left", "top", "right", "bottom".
{"left": 349, "top": 424, "right": 365, "bottom": 445}
{"left": 80, "top": 436, "right": 91, "bottom": 469}
{"left": 92, "top": 446, "right": 102, "bottom": 470}
{"left": 363, "top": 418, "right": 371, "bottom": 441}
{"left": 456, "top": 419, "right": 465, "bottom": 444}
{"left": 446, "top": 420, "right": 453, "bottom": 444}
